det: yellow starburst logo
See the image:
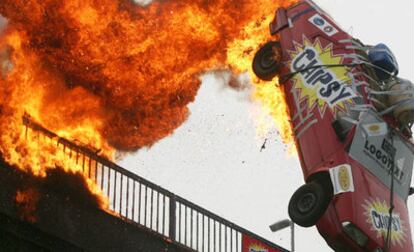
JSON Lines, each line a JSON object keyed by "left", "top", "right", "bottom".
{"left": 288, "top": 36, "right": 356, "bottom": 115}
{"left": 363, "top": 198, "right": 406, "bottom": 247}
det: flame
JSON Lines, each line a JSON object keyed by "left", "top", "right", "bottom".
{"left": 0, "top": 0, "right": 297, "bottom": 211}
{"left": 225, "top": 8, "right": 295, "bottom": 149}
{"left": 252, "top": 82, "right": 295, "bottom": 153}
{"left": 15, "top": 188, "right": 40, "bottom": 223}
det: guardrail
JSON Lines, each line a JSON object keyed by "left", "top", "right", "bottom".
{"left": 22, "top": 114, "right": 289, "bottom": 252}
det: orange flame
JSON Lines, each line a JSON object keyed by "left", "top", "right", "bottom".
{"left": 225, "top": 5, "right": 295, "bottom": 149}
{"left": 15, "top": 188, "right": 40, "bottom": 223}
{"left": 252, "top": 82, "right": 294, "bottom": 147}
{"left": 0, "top": 0, "right": 297, "bottom": 208}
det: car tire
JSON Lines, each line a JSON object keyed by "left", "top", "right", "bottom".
{"left": 288, "top": 181, "right": 331, "bottom": 227}
{"left": 252, "top": 41, "right": 281, "bottom": 81}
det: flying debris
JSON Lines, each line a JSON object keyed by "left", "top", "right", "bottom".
{"left": 253, "top": 0, "right": 414, "bottom": 251}
{"left": 260, "top": 138, "right": 268, "bottom": 152}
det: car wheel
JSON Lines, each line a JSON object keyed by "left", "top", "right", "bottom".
{"left": 288, "top": 181, "right": 331, "bottom": 227}
{"left": 252, "top": 41, "right": 281, "bottom": 81}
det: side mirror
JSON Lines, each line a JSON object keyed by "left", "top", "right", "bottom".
{"left": 409, "top": 187, "right": 414, "bottom": 196}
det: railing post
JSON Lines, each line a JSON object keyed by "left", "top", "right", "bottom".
{"left": 169, "top": 196, "right": 176, "bottom": 241}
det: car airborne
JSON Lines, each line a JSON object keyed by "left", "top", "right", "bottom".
{"left": 252, "top": 1, "right": 414, "bottom": 251}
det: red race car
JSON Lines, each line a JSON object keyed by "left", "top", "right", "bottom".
{"left": 252, "top": 1, "right": 414, "bottom": 251}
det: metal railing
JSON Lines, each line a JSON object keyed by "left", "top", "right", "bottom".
{"left": 22, "top": 115, "right": 288, "bottom": 252}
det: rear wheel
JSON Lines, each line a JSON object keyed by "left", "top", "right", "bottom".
{"left": 288, "top": 181, "right": 331, "bottom": 227}
{"left": 252, "top": 41, "right": 281, "bottom": 81}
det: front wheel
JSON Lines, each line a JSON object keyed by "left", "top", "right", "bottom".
{"left": 288, "top": 181, "right": 331, "bottom": 227}
{"left": 252, "top": 41, "right": 281, "bottom": 81}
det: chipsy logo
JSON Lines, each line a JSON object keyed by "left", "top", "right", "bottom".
{"left": 248, "top": 244, "right": 268, "bottom": 252}
{"left": 363, "top": 199, "right": 406, "bottom": 246}
{"left": 289, "top": 37, "right": 357, "bottom": 115}
{"left": 242, "top": 235, "right": 276, "bottom": 252}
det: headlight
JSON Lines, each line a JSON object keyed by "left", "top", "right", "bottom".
{"left": 342, "top": 221, "right": 369, "bottom": 247}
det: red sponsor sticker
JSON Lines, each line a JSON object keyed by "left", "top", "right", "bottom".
{"left": 242, "top": 235, "right": 284, "bottom": 252}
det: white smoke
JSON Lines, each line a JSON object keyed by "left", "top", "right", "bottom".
{"left": 0, "top": 15, "right": 7, "bottom": 35}
{"left": 0, "top": 15, "right": 12, "bottom": 79}
{"left": 132, "top": 0, "right": 152, "bottom": 7}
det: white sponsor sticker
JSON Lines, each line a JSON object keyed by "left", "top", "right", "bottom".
{"left": 329, "top": 164, "right": 354, "bottom": 195}
{"left": 308, "top": 14, "right": 338, "bottom": 37}
{"left": 362, "top": 122, "right": 388, "bottom": 137}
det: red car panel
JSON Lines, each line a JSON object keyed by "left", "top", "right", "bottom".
{"left": 268, "top": 1, "right": 413, "bottom": 251}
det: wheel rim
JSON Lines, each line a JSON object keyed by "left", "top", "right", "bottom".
{"left": 260, "top": 50, "right": 277, "bottom": 69}
{"left": 297, "top": 192, "right": 316, "bottom": 213}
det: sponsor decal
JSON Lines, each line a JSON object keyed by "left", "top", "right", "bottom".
{"left": 313, "top": 17, "right": 325, "bottom": 26}
{"left": 363, "top": 139, "right": 405, "bottom": 183}
{"left": 363, "top": 199, "right": 406, "bottom": 246}
{"left": 381, "top": 138, "right": 396, "bottom": 158}
{"left": 349, "top": 111, "right": 414, "bottom": 199}
{"left": 324, "top": 26, "right": 333, "bottom": 33}
{"left": 362, "top": 122, "right": 388, "bottom": 137}
{"left": 242, "top": 235, "right": 282, "bottom": 252}
{"left": 289, "top": 37, "right": 357, "bottom": 115}
{"left": 338, "top": 166, "right": 350, "bottom": 191}
{"left": 309, "top": 14, "right": 338, "bottom": 36}
{"left": 248, "top": 245, "right": 268, "bottom": 252}
{"left": 329, "top": 164, "right": 354, "bottom": 194}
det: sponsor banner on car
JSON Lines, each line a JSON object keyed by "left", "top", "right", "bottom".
{"left": 363, "top": 198, "right": 406, "bottom": 247}
{"left": 242, "top": 235, "right": 283, "bottom": 252}
{"left": 308, "top": 14, "right": 338, "bottom": 37}
{"left": 349, "top": 111, "right": 414, "bottom": 200}
{"left": 329, "top": 164, "right": 354, "bottom": 195}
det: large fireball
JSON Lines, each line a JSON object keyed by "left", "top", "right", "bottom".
{"left": 0, "top": 0, "right": 296, "bottom": 197}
